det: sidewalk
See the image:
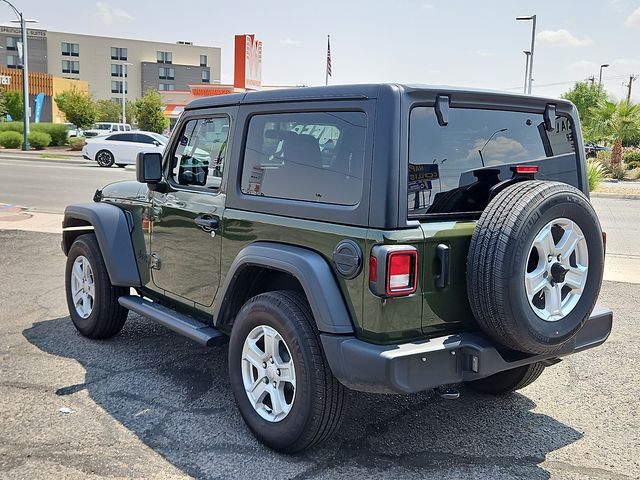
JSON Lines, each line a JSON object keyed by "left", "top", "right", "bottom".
{"left": 592, "top": 180, "right": 640, "bottom": 200}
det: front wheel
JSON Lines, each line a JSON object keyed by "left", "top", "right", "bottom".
{"left": 65, "top": 234, "right": 128, "bottom": 338}
{"left": 228, "top": 290, "right": 345, "bottom": 453}
{"left": 466, "top": 363, "right": 545, "bottom": 395}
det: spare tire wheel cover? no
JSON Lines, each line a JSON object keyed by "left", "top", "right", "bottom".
{"left": 466, "top": 180, "right": 604, "bottom": 354}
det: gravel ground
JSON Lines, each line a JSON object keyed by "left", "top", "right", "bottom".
{"left": 0, "top": 229, "right": 638, "bottom": 479}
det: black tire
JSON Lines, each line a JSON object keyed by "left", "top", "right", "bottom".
{"left": 65, "top": 234, "right": 128, "bottom": 339}
{"left": 467, "top": 181, "right": 604, "bottom": 354}
{"left": 228, "top": 290, "right": 345, "bottom": 453}
{"left": 96, "top": 150, "right": 115, "bottom": 167}
{"left": 466, "top": 363, "right": 545, "bottom": 395}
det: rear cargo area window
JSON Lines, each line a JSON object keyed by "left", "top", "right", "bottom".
{"left": 241, "top": 111, "right": 366, "bottom": 205}
{"left": 408, "top": 106, "right": 578, "bottom": 217}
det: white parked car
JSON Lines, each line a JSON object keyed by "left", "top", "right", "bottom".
{"left": 84, "top": 122, "right": 133, "bottom": 138}
{"left": 82, "top": 131, "right": 168, "bottom": 167}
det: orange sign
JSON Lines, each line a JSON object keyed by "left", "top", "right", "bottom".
{"left": 191, "top": 87, "right": 233, "bottom": 96}
{"left": 234, "top": 34, "right": 262, "bottom": 90}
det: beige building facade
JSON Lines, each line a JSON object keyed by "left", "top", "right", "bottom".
{"left": 45, "top": 31, "right": 221, "bottom": 101}
{"left": 0, "top": 26, "right": 221, "bottom": 102}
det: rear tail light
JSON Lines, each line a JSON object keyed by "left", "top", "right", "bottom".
{"left": 369, "top": 245, "right": 418, "bottom": 297}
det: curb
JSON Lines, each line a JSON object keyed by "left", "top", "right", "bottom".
{"left": 591, "top": 192, "right": 640, "bottom": 200}
{"left": 0, "top": 153, "right": 87, "bottom": 165}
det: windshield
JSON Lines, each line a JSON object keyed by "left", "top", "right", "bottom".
{"left": 94, "top": 124, "right": 111, "bottom": 130}
{"left": 408, "top": 106, "right": 579, "bottom": 217}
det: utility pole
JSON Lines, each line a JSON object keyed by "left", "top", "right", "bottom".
{"left": 588, "top": 76, "right": 595, "bottom": 87}
{"left": 625, "top": 75, "right": 638, "bottom": 103}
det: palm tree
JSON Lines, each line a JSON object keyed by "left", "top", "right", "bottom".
{"left": 588, "top": 100, "right": 640, "bottom": 165}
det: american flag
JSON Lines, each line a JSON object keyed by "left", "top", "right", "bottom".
{"left": 326, "top": 35, "right": 332, "bottom": 78}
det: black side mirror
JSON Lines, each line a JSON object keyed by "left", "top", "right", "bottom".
{"left": 136, "top": 152, "right": 163, "bottom": 184}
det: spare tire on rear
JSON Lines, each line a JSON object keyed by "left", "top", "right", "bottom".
{"left": 467, "top": 180, "right": 604, "bottom": 354}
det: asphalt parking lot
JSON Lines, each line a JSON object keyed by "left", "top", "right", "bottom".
{"left": 1, "top": 228, "right": 638, "bottom": 480}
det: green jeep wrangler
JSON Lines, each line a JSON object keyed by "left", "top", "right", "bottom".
{"left": 62, "top": 84, "right": 612, "bottom": 453}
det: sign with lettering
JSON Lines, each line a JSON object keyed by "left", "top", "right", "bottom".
{"left": 0, "top": 75, "right": 11, "bottom": 85}
{"left": 408, "top": 163, "right": 440, "bottom": 182}
{"left": 234, "top": 34, "right": 262, "bottom": 90}
{"left": 191, "top": 87, "right": 233, "bottom": 97}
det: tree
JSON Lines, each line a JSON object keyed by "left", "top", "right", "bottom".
{"left": 588, "top": 100, "right": 640, "bottom": 165}
{"left": 561, "top": 81, "right": 607, "bottom": 139}
{"left": 4, "top": 91, "right": 23, "bottom": 121}
{"left": 135, "top": 90, "right": 168, "bottom": 133}
{"left": 95, "top": 99, "right": 121, "bottom": 122}
{"left": 54, "top": 89, "right": 97, "bottom": 129}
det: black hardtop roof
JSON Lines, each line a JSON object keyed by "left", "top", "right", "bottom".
{"left": 185, "top": 83, "right": 573, "bottom": 111}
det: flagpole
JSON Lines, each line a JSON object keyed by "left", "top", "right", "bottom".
{"left": 325, "top": 34, "right": 330, "bottom": 86}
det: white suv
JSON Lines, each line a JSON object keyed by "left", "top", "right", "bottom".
{"left": 84, "top": 122, "right": 132, "bottom": 138}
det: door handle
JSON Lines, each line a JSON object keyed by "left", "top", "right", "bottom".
{"left": 435, "top": 244, "right": 450, "bottom": 289}
{"left": 194, "top": 215, "right": 219, "bottom": 231}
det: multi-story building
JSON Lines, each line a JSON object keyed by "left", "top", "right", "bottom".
{"left": 0, "top": 25, "right": 221, "bottom": 103}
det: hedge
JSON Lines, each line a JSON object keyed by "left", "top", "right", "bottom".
{"left": 0, "top": 122, "right": 69, "bottom": 146}
{"left": 28, "top": 131, "right": 51, "bottom": 150}
{"left": 623, "top": 151, "right": 640, "bottom": 165}
{"left": 0, "top": 131, "right": 23, "bottom": 148}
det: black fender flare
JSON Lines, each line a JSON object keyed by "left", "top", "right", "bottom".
{"left": 62, "top": 203, "right": 141, "bottom": 287}
{"left": 214, "top": 242, "right": 355, "bottom": 334}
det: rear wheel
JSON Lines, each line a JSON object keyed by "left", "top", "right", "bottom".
{"left": 228, "top": 290, "right": 345, "bottom": 453}
{"left": 466, "top": 363, "right": 545, "bottom": 395}
{"left": 65, "top": 234, "right": 128, "bottom": 339}
{"left": 96, "top": 150, "right": 114, "bottom": 167}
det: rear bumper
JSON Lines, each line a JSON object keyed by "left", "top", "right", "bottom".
{"left": 321, "top": 307, "right": 613, "bottom": 394}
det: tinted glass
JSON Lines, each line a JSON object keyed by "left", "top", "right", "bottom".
{"left": 171, "top": 117, "right": 230, "bottom": 190}
{"left": 241, "top": 111, "right": 366, "bottom": 206}
{"left": 109, "top": 133, "right": 136, "bottom": 142}
{"left": 408, "top": 107, "right": 578, "bottom": 216}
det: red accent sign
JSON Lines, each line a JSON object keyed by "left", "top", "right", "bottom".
{"left": 234, "top": 34, "right": 262, "bottom": 90}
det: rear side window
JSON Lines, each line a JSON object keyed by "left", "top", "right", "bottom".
{"left": 108, "top": 133, "right": 136, "bottom": 142}
{"left": 408, "top": 107, "right": 578, "bottom": 216}
{"left": 241, "top": 111, "right": 366, "bottom": 206}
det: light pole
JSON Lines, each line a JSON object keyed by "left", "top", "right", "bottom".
{"left": 523, "top": 51, "right": 531, "bottom": 94}
{"left": 516, "top": 15, "right": 536, "bottom": 95}
{"left": 2, "top": 1, "right": 37, "bottom": 150}
{"left": 598, "top": 64, "right": 609, "bottom": 88}
{"left": 119, "top": 62, "right": 132, "bottom": 124}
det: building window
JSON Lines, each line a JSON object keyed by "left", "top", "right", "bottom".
{"left": 6, "top": 54, "right": 18, "bottom": 68}
{"left": 6, "top": 37, "right": 19, "bottom": 51}
{"left": 201, "top": 70, "right": 210, "bottom": 83}
{"left": 62, "top": 60, "right": 80, "bottom": 74}
{"left": 158, "top": 67, "right": 175, "bottom": 80}
{"left": 111, "top": 64, "right": 127, "bottom": 77}
{"left": 200, "top": 54, "right": 207, "bottom": 67}
{"left": 158, "top": 83, "right": 175, "bottom": 91}
{"left": 111, "top": 80, "right": 127, "bottom": 94}
{"left": 62, "top": 42, "right": 79, "bottom": 57}
{"left": 157, "top": 51, "right": 172, "bottom": 64}
{"left": 111, "top": 47, "right": 127, "bottom": 60}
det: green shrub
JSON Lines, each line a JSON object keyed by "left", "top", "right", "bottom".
{"left": 623, "top": 151, "right": 640, "bottom": 165}
{"left": 627, "top": 160, "right": 640, "bottom": 170}
{"left": 32, "top": 123, "right": 68, "bottom": 146}
{"left": 0, "top": 130, "right": 23, "bottom": 148}
{"left": 596, "top": 150, "right": 611, "bottom": 161}
{"left": 28, "top": 131, "right": 51, "bottom": 150}
{"left": 0, "top": 121, "right": 24, "bottom": 133}
{"left": 68, "top": 136, "right": 86, "bottom": 151}
{"left": 586, "top": 160, "right": 606, "bottom": 191}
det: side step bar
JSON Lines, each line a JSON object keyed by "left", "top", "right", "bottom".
{"left": 118, "top": 295, "right": 226, "bottom": 346}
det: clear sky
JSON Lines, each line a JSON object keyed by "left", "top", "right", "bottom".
{"left": 10, "top": 0, "right": 640, "bottom": 101}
